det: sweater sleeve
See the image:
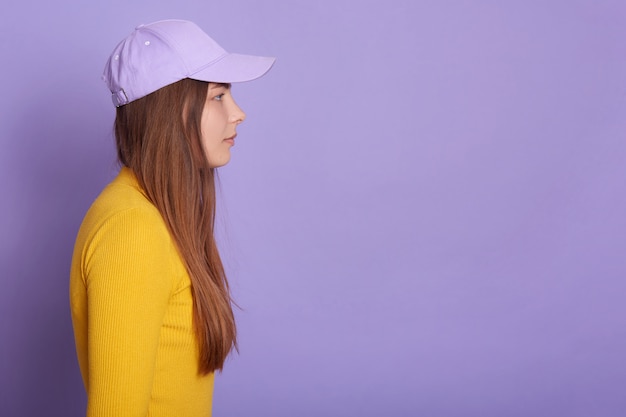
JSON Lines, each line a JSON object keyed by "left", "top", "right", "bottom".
{"left": 82, "top": 207, "right": 176, "bottom": 417}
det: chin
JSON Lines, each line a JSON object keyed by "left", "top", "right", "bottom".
{"left": 207, "top": 155, "right": 231, "bottom": 168}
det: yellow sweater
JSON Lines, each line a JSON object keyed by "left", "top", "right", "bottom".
{"left": 70, "top": 167, "right": 214, "bottom": 417}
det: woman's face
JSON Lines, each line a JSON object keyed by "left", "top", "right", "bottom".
{"left": 201, "top": 82, "right": 246, "bottom": 168}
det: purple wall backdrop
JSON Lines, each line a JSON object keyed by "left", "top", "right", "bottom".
{"left": 2, "top": 1, "right": 626, "bottom": 416}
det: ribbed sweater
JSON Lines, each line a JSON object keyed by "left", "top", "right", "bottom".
{"left": 69, "top": 167, "right": 214, "bottom": 417}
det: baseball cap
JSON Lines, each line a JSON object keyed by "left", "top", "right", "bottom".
{"left": 103, "top": 19, "right": 276, "bottom": 107}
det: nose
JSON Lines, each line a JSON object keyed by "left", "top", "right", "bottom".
{"left": 228, "top": 100, "right": 246, "bottom": 125}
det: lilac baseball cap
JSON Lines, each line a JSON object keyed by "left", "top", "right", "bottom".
{"left": 103, "top": 19, "right": 276, "bottom": 107}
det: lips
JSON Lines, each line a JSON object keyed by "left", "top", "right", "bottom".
{"left": 224, "top": 133, "right": 237, "bottom": 145}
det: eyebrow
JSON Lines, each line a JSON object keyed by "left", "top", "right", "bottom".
{"left": 209, "top": 82, "right": 231, "bottom": 90}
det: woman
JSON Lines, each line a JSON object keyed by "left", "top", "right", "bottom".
{"left": 69, "top": 20, "right": 275, "bottom": 417}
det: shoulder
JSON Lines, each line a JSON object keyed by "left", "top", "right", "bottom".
{"left": 81, "top": 168, "right": 166, "bottom": 238}
{"left": 76, "top": 169, "right": 176, "bottom": 270}
{"left": 72, "top": 169, "right": 190, "bottom": 296}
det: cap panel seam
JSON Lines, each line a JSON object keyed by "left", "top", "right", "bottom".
{"left": 141, "top": 26, "right": 192, "bottom": 75}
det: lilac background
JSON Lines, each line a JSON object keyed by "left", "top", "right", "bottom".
{"left": 2, "top": 1, "right": 626, "bottom": 416}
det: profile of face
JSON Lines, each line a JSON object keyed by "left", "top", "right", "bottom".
{"left": 201, "top": 82, "right": 246, "bottom": 168}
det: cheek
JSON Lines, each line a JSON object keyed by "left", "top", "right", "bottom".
{"left": 203, "top": 106, "right": 227, "bottom": 137}
{"left": 201, "top": 108, "right": 230, "bottom": 162}
{"left": 201, "top": 111, "right": 217, "bottom": 143}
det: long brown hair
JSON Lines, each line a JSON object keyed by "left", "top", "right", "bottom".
{"left": 114, "top": 78, "right": 236, "bottom": 374}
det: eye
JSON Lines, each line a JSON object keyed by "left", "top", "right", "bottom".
{"left": 214, "top": 93, "right": 225, "bottom": 102}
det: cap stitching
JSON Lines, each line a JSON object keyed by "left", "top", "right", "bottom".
{"left": 140, "top": 26, "right": 191, "bottom": 75}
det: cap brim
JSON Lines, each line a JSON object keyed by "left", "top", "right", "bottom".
{"left": 190, "top": 53, "right": 275, "bottom": 83}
